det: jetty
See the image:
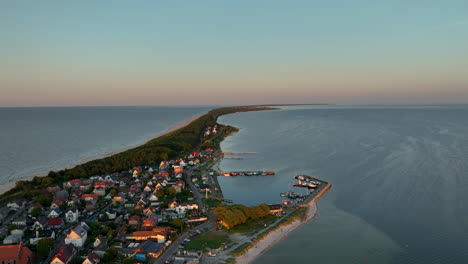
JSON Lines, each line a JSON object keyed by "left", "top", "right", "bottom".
{"left": 281, "top": 175, "right": 331, "bottom": 207}
{"left": 219, "top": 170, "right": 275, "bottom": 177}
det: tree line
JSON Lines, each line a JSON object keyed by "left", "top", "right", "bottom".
{"left": 214, "top": 203, "right": 271, "bottom": 229}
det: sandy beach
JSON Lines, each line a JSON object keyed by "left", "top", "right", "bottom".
{"left": 235, "top": 202, "right": 318, "bottom": 264}
{"left": 0, "top": 112, "right": 208, "bottom": 196}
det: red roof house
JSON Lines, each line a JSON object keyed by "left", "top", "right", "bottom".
{"left": 0, "top": 244, "right": 33, "bottom": 264}
{"left": 81, "top": 193, "right": 99, "bottom": 202}
{"left": 48, "top": 217, "right": 64, "bottom": 228}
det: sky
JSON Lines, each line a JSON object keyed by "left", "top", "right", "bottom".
{"left": 1, "top": 0, "right": 467, "bottom": 106}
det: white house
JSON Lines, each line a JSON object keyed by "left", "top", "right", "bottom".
{"left": 7, "top": 199, "right": 26, "bottom": 210}
{"left": 65, "top": 222, "right": 89, "bottom": 247}
{"left": 48, "top": 208, "right": 62, "bottom": 218}
{"left": 65, "top": 207, "right": 80, "bottom": 223}
{"left": 174, "top": 203, "right": 199, "bottom": 214}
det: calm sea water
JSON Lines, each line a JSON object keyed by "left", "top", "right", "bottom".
{"left": 0, "top": 106, "right": 213, "bottom": 184}
{"left": 218, "top": 105, "right": 468, "bottom": 264}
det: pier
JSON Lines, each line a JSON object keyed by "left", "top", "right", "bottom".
{"left": 219, "top": 170, "right": 275, "bottom": 176}
{"left": 281, "top": 175, "right": 331, "bottom": 207}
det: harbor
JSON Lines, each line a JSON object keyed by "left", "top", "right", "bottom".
{"left": 281, "top": 174, "right": 331, "bottom": 207}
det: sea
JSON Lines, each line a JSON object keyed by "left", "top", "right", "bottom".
{"left": 0, "top": 106, "right": 212, "bottom": 185}
{"left": 217, "top": 105, "right": 468, "bottom": 264}
{"left": 1, "top": 105, "right": 468, "bottom": 263}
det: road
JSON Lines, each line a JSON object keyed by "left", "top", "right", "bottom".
{"left": 154, "top": 161, "right": 216, "bottom": 264}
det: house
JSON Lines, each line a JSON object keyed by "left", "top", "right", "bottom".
{"left": 126, "top": 227, "right": 170, "bottom": 243}
{"left": 80, "top": 183, "right": 92, "bottom": 191}
{"left": 143, "top": 207, "right": 157, "bottom": 216}
{"left": 29, "top": 229, "right": 55, "bottom": 245}
{"left": 105, "top": 209, "right": 117, "bottom": 220}
{"left": 82, "top": 193, "right": 99, "bottom": 202}
{"left": 93, "top": 235, "right": 108, "bottom": 248}
{"left": 143, "top": 185, "right": 153, "bottom": 192}
{"left": 174, "top": 203, "right": 198, "bottom": 214}
{"left": 86, "top": 201, "right": 97, "bottom": 211}
{"left": 65, "top": 222, "right": 90, "bottom": 247}
{"left": 64, "top": 179, "right": 82, "bottom": 189}
{"left": 48, "top": 217, "right": 64, "bottom": 228}
{"left": 50, "top": 199, "right": 65, "bottom": 209}
{"left": 268, "top": 204, "right": 283, "bottom": 215}
{"left": 51, "top": 244, "right": 78, "bottom": 264}
{"left": 11, "top": 217, "right": 27, "bottom": 227}
{"left": 82, "top": 251, "right": 100, "bottom": 264}
{"left": 133, "top": 240, "right": 165, "bottom": 260}
{"left": 142, "top": 214, "right": 158, "bottom": 230}
{"left": 168, "top": 200, "right": 178, "bottom": 208}
{"left": 112, "top": 194, "right": 125, "bottom": 206}
{"left": 3, "top": 234, "right": 22, "bottom": 245}
{"left": 48, "top": 208, "right": 62, "bottom": 218}
{"left": 65, "top": 207, "right": 80, "bottom": 223}
{"left": 0, "top": 244, "right": 33, "bottom": 264}
{"left": 128, "top": 215, "right": 141, "bottom": 228}
{"left": 32, "top": 216, "right": 48, "bottom": 230}
{"left": 93, "top": 187, "right": 106, "bottom": 196}
{"left": 7, "top": 199, "right": 26, "bottom": 210}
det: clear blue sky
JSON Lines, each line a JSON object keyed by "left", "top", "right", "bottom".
{"left": 1, "top": 1, "right": 467, "bottom": 106}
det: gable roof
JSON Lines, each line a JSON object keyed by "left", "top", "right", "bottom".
{"left": 52, "top": 244, "right": 76, "bottom": 263}
{"left": 48, "top": 217, "right": 63, "bottom": 226}
{"left": 0, "top": 244, "right": 33, "bottom": 263}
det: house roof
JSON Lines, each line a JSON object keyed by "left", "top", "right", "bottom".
{"left": 268, "top": 204, "right": 283, "bottom": 210}
{"left": 53, "top": 244, "right": 76, "bottom": 263}
{"left": 0, "top": 244, "right": 33, "bottom": 262}
{"left": 85, "top": 252, "right": 100, "bottom": 264}
{"left": 48, "top": 217, "right": 63, "bottom": 226}
{"left": 135, "top": 240, "right": 165, "bottom": 254}
{"left": 129, "top": 215, "right": 141, "bottom": 222}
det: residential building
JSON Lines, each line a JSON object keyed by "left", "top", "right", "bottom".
{"left": 0, "top": 244, "right": 33, "bottom": 264}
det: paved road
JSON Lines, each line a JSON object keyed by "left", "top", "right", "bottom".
{"left": 154, "top": 161, "right": 216, "bottom": 264}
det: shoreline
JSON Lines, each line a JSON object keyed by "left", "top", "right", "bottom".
{"left": 235, "top": 202, "right": 319, "bottom": 264}
{"left": 0, "top": 111, "right": 208, "bottom": 196}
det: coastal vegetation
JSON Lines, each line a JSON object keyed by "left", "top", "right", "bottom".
{"left": 0, "top": 106, "right": 273, "bottom": 203}
{"left": 214, "top": 203, "right": 271, "bottom": 229}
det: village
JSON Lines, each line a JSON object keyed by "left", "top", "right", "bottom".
{"left": 0, "top": 124, "right": 287, "bottom": 264}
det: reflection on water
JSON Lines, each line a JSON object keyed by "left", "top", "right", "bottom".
{"left": 217, "top": 105, "right": 468, "bottom": 264}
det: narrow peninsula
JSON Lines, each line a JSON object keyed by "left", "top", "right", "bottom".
{"left": 0, "top": 105, "right": 331, "bottom": 264}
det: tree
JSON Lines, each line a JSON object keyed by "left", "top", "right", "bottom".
{"left": 37, "top": 238, "right": 54, "bottom": 256}
{"left": 155, "top": 189, "right": 165, "bottom": 198}
{"left": 171, "top": 218, "right": 185, "bottom": 231}
{"left": 30, "top": 207, "right": 42, "bottom": 217}
{"left": 102, "top": 247, "right": 119, "bottom": 262}
{"left": 34, "top": 193, "right": 52, "bottom": 206}
{"left": 167, "top": 187, "right": 177, "bottom": 196}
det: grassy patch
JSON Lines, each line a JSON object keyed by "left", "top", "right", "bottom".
{"left": 185, "top": 230, "right": 231, "bottom": 252}
{"left": 203, "top": 198, "right": 222, "bottom": 208}
{"left": 227, "top": 214, "right": 277, "bottom": 234}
